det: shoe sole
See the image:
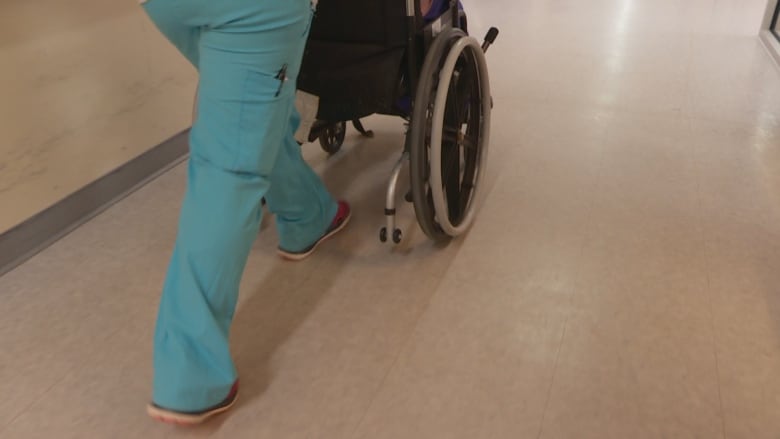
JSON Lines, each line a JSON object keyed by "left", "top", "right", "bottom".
{"left": 277, "top": 211, "right": 351, "bottom": 262}
{"left": 147, "top": 396, "right": 238, "bottom": 426}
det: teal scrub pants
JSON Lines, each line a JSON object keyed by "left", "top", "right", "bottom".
{"left": 142, "top": 0, "right": 338, "bottom": 411}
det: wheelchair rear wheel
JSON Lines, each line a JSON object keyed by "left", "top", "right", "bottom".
{"left": 409, "top": 28, "right": 492, "bottom": 242}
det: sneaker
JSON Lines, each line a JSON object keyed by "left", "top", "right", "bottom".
{"left": 147, "top": 380, "right": 239, "bottom": 426}
{"left": 277, "top": 201, "right": 351, "bottom": 261}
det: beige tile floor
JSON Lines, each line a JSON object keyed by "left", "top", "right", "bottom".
{"left": 2, "top": 0, "right": 780, "bottom": 438}
{"left": 0, "top": 0, "right": 197, "bottom": 233}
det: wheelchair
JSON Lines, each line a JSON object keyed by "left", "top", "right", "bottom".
{"left": 295, "top": 0, "right": 499, "bottom": 244}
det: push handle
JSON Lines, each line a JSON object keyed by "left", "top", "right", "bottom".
{"left": 482, "top": 27, "right": 499, "bottom": 52}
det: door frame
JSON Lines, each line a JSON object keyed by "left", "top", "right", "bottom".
{"left": 761, "top": 0, "right": 780, "bottom": 67}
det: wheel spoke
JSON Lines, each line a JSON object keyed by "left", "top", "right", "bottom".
{"left": 461, "top": 134, "right": 478, "bottom": 150}
{"left": 443, "top": 146, "right": 461, "bottom": 220}
{"left": 442, "top": 125, "right": 461, "bottom": 144}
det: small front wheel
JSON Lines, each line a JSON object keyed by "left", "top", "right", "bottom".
{"left": 319, "top": 121, "right": 347, "bottom": 155}
{"left": 392, "top": 229, "right": 403, "bottom": 244}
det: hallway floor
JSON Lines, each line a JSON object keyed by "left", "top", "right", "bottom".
{"left": 2, "top": 1, "right": 780, "bottom": 438}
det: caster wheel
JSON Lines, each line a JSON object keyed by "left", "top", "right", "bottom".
{"left": 352, "top": 119, "right": 375, "bottom": 138}
{"left": 392, "top": 229, "right": 402, "bottom": 244}
{"left": 380, "top": 227, "right": 388, "bottom": 243}
{"left": 319, "top": 121, "right": 346, "bottom": 155}
{"left": 404, "top": 191, "right": 413, "bottom": 203}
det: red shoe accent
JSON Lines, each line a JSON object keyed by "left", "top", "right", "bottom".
{"left": 277, "top": 201, "right": 351, "bottom": 261}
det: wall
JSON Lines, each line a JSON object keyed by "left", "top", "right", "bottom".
{"left": 0, "top": 0, "right": 197, "bottom": 234}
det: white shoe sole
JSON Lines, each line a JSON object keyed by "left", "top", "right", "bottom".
{"left": 147, "top": 395, "right": 237, "bottom": 426}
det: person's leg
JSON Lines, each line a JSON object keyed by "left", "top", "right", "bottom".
{"left": 264, "top": 108, "right": 339, "bottom": 254}
{"left": 149, "top": 0, "right": 317, "bottom": 416}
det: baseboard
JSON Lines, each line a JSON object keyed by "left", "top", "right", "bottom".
{"left": 0, "top": 130, "right": 190, "bottom": 278}
{"left": 761, "top": 30, "right": 780, "bottom": 70}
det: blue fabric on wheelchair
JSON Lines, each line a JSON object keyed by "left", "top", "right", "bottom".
{"left": 424, "top": 0, "right": 464, "bottom": 22}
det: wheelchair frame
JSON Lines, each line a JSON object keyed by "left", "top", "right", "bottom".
{"left": 304, "top": 0, "right": 499, "bottom": 245}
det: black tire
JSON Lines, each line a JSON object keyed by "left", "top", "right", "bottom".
{"left": 319, "top": 121, "right": 346, "bottom": 155}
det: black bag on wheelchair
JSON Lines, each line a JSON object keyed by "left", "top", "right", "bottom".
{"left": 298, "top": 0, "right": 409, "bottom": 122}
